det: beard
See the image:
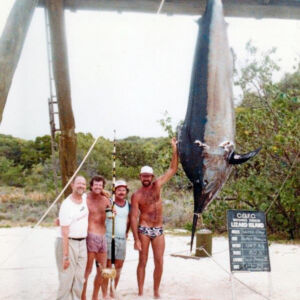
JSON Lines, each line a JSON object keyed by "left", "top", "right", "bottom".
{"left": 142, "top": 180, "right": 151, "bottom": 187}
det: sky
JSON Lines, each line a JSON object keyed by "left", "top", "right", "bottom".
{"left": 0, "top": 1, "right": 299, "bottom": 141}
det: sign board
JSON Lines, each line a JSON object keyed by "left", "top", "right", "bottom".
{"left": 227, "top": 210, "right": 271, "bottom": 272}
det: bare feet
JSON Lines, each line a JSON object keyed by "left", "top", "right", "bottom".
{"left": 154, "top": 291, "right": 160, "bottom": 299}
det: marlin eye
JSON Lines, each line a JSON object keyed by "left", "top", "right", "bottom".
{"left": 204, "top": 180, "right": 208, "bottom": 186}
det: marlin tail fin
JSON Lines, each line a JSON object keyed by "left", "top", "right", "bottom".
{"left": 229, "top": 147, "right": 261, "bottom": 165}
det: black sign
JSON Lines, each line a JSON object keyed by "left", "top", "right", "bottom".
{"left": 227, "top": 210, "right": 271, "bottom": 272}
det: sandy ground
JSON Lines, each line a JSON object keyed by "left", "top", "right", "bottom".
{"left": 0, "top": 227, "right": 299, "bottom": 300}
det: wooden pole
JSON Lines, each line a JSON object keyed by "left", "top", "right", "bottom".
{"left": 0, "top": 0, "right": 38, "bottom": 123}
{"left": 45, "top": 0, "right": 76, "bottom": 196}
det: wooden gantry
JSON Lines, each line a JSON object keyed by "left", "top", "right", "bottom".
{"left": 0, "top": 0, "right": 299, "bottom": 195}
{"left": 0, "top": 0, "right": 76, "bottom": 195}
{"left": 36, "top": 0, "right": 300, "bottom": 19}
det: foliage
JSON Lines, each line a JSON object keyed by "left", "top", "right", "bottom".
{"left": 216, "top": 43, "right": 300, "bottom": 239}
{"left": 0, "top": 157, "right": 24, "bottom": 186}
{"left": 0, "top": 134, "right": 52, "bottom": 170}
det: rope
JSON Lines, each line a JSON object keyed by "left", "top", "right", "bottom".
{"left": 156, "top": 0, "right": 165, "bottom": 14}
{"left": 0, "top": 136, "right": 100, "bottom": 267}
{"left": 265, "top": 150, "right": 299, "bottom": 215}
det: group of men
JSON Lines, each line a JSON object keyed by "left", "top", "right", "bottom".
{"left": 55, "top": 138, "right": 178, "bottom": 300}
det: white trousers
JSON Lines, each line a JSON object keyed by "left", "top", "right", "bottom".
{"left": 55, "top": 238, "right": 87, "bottom": 300}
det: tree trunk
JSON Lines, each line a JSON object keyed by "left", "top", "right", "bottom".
{"left": 46, "top": 0, "right": 76, "bottom": 197}
{"left": 0, "top": 0, "right": 38, "bottom": 123}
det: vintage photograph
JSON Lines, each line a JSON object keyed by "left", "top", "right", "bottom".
{"left": 0, "top": 1, "right": 299, "bottom": 299}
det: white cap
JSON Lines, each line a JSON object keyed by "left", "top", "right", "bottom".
{"left": 115, "top": 180, "right": 127, "bottom": 189}
{"left": 140, "top": 166, "right": 154, "bottom": 175}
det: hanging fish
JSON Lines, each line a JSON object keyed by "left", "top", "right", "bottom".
{"left": 177, "top": 0, "right": 261, "bottom": 252}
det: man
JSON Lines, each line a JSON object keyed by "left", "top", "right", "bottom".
{"left": 55, "top": 175, "right": 89, "bottom": 300}
{"left": 131, "top": 138, "right": 178, "bottom": 299}
{"left": 103, "top": 180, "right": 131, "bottom": 298}
{"left": 81, "top": 175, "right": 111, "bottom": 300}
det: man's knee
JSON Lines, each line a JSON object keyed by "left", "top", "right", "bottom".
{"left": 86, "top": 259, "right": 97, "bottom": 276}
{"left": 84, "top": 264, "right": 93, "bottom": 277}
{"left": 138, "top": 256, "right": 148, "bottom": 268}
{"left": 154, "top": 256, "right": 163, "bottom": 267}
{"left": 115, "top": 260, "right": 124, "bottom": 269}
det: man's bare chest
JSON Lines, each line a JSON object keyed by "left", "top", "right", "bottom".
{"left": 87, "top": 201, "right": 107, "bottom": 216}
{"left": 138, "top": 190, "right": 161, "bottom": 207}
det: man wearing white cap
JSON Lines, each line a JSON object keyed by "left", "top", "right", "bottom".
{"left": 131, "top": 137, "right": 178, "bottom": 299}
{"left": 103, "top": 179, "right": 131, "bottom": 298}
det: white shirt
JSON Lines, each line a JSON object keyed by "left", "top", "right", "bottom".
{"left": 57, "top": 193, "right": 89, "bottom": 238}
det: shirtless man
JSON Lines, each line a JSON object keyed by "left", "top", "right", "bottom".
{"left": 131, "top": 138, "right": 178, "bottom": 299}
{"left": 81, "top": 175, "right": 111, "bottom": 300}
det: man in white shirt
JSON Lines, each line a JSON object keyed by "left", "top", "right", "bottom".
{"left": 55, "top": 175, "right": 89, "bottom": 300}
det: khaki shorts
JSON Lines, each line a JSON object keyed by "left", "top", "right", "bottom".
{"left": 106, "top": 236, "right": 126, "bottom": 260}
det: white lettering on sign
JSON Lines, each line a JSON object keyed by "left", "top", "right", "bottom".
{"left": 233, "top": 258, "right": 243, "bottom": 262}
{"left": 233, "top": 251, "right": 241, "bottom": 255}
{"left": 232, "top": 244, "right": 241, "bottom": 248}
{"left": 233, "top": 265, "right": 240, "bottom": 269}
{"left": 249, "top": 219, "right": 260, "bottom": 223}
{"left": 249, "top": 223, "right": 264, "bottom": 228}
{"left": 232, "top": 236, "right": 238, "bottom": 241}
{"left": 231, "top": 222, "right": 247, "bottom": 227}
{"left": 231, "top": 230, "right": 240, "bottom": 234}
{"left": 236, "top": 213, "right": 256, "bottom": 219}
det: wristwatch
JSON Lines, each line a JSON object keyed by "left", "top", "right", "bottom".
{"left": 63, "top": 256, "right": 69, "bottom": 261}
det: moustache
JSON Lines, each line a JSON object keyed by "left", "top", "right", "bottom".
{"left": 142, "top": 180, "right": 151, "bottom": 186}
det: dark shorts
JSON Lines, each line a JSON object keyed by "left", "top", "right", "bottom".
{"left": 86, "top": 233, "right": 107, "bottom": 253}
{"left": 138, "top": 226, "right": 164, "bottom": 239}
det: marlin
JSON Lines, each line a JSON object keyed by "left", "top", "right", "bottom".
{"left": 177, "top": 0, "right": 261, "bottom": 251}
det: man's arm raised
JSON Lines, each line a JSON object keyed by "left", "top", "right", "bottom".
{"left": 130, "top": 193, "right": 141, "bottom": 251}
{"left": 155, "top": 137, "right": 178, "bottom": 188}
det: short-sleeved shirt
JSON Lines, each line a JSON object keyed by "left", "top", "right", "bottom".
{"left": 57, "top": 194, "right": 89, "bottom": 238}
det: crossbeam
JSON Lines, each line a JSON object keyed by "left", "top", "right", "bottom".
{"left": 37, "top": 0, "right": 300, "bottom": 20}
